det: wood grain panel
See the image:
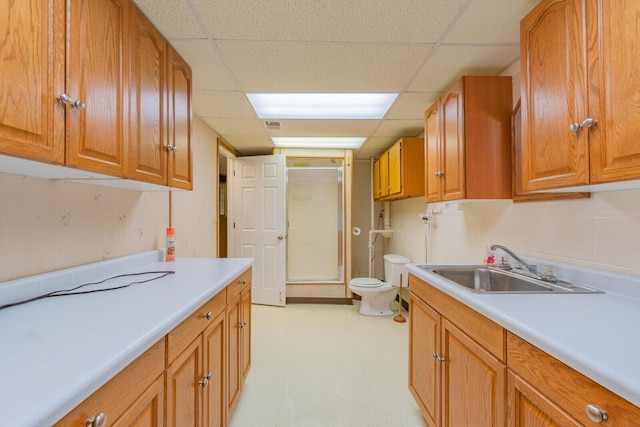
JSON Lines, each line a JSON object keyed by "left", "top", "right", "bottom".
{"left": 0, "top": 0, "right": 64, "bottom": 164}
{"left": 520, "top": 0, "right": 589, "bottom": 190}
{"left": 409, "top": 292, "right": 440, "bottom": 427}
{"left": 388, "top": 141, "right": 402, "bottom": 195}
{"left": 442, "top": 319, "right": 506, "bottom": 427}
{"left": 588, "top": 0, "right": 640, "bottom": 184}
{"left": 111, "top": 374, "right": 165, "bottom": 427}
{"left": 508, "top": 332, "right": 640, "bottom": 425}
{"left": 167, "top": 45, "right": 193, "bottom": 190}
{"left": 424, "top": 103, "right": 441, "bottom": 203}
{"left": 66, "top": 0, "right": 129, "bottom": 176}
{"left": 167, "top": 336, "right": 202, "bottom": 427}
{"left": 129, "top": 6, "right": 167, "bottom": 185}
{"left": 203, "top": 312, "right": 226, "bottom": 427}
{"left": 441, "top": 80, "right": 465, "bottom": 201}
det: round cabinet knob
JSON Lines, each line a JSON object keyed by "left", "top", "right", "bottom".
{"left": 581, "top": 117, "right": 598, "bottom": 129}
{"left": 73, "top": 99, "right": 86, "bottom": 111}
{"left": 569, "top": 122, "right": 582, "bottom": 133}
{"left": 58, "top": 93, "right": 86, "bottom": 111}
{"left": 172, "top": 146, "right": 178, "bottom": 153}
{"left": 203, "top": 311, "right": 213, "bottom": 320}
{"left": 86, "top": 413, "right": 107, "bottom": 427}
{"left": 241, "top": 279, "right": 247, "bottom": 285}
{"left": 585, "top": 404, "right": 608, "bottom": 423}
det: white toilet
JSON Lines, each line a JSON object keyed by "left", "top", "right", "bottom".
{"left": 349, "top": 254, "right": 410, "bottom": 316}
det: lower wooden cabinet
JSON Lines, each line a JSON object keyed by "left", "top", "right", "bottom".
{"left": 58, "top": 267, "right": 252, "bottom": 427}
{"left": 409, "top": 273, "right": 640, "bottom": 426}
{"left": 409, "top": 274, "right": 506, "bottom": 427}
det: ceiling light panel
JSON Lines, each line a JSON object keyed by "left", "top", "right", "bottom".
{"left": 247, "top": 93, "right": 398, "bottom": 119}
{"left": 272, "top": 137, "right": 366, "bottom": 149}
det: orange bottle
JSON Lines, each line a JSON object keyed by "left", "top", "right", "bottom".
{"left": 166, "top": 227, "right": 176, "bottom": 261}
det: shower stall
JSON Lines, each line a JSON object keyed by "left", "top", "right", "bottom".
{"left": 286, "top": 158, "right": 344, "bottom": 283}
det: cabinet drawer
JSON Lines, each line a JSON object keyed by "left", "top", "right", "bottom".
{"left": 227, "top": 268, "right": 252, "bottom": 304}
{"left": 54, "top": 338, "right": 165, "bottom": 426}
{"left": 409, "top": 273, "right": 506, "bottom": 362}
{"left": 167, "top": 290, "right": 226, "bottom": 362}
{"left": 508, "top": 333, "right": 640, "bottom": 425}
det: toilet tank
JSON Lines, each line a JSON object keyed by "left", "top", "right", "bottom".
{"left": 383, "top": 254, "right": 410, "bottom": 287}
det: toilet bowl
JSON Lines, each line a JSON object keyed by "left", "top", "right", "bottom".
{"left": 349, "top": 254, "right": 410, "bottom": 316}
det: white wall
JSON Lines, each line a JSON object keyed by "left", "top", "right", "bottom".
{"left": 0, "top": 115, "right": 219, "bottom": 282}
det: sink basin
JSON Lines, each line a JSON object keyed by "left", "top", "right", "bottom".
{"left": 417, "top": 265, "right": 603, "bottom": 294}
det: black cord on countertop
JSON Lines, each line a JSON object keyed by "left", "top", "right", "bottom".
{"left": 0, "top": 271, "right": 175, "bottom": 311}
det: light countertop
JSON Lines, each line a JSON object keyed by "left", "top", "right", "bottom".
{"left": 0, "top": 251, "right": 253, "bottom": 426}
{"left": 407, "top": 262, "right": 640, "bottom": 409}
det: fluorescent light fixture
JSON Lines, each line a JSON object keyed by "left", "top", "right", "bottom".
{"left": 272, "top": 137, "right": 367, "bottom": 149}
{"left": 247, "top": 93, "right": 398, "bottom": 119}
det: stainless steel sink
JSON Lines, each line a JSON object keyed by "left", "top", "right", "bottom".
{"left": 417, "top": 265, "right": 603, "bottom": 294}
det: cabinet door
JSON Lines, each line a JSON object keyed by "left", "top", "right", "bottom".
{"left": 167, "top": 337, "right": 203, "bottom": 427}
{"left": 379, "top": 151, "right": 390, "bottom": 197}
{"left": 440, "top": 80, "right": 465, "bottom": 201}
{"left": 111, "top": 374, "right": 165, "bottom": 427}
{"left": 408, "top": 293, "right": 440, "bottom": 427}
{"left": 588, "top": 0, "right": 640, "bottom": 184}
{"left": 66, "top": 0, "right": 129, "bottom": 176}
{"left": 441, "top": 318, "right": 506, "bottom": 427}
{"left": 203, "top": 313, "right": 226, "bottom": 427}
{"left": 520, "top": 0, "right": 589, "bottom": 190}
{"left": 388, "top": 141, "right": 402, "bottom": 195}
{"left": 424, "top": 103, "right": 441, "bottom": 203}
{"left": 240, "top": 287, "right": 252, "bottom": 383}
{"left": 508, "top": 371, "right": 581, "bottom": 427}
{"left": 0, "top": 0, "right": 65, "bottom": 164}
{"left": 226, "top": 294, "right": 242, "bottom": 419}
{"left": 167, "top": 46, "right": 193, "bottom": 190}
{"left": 373, "top": 159, "right": 381, "bottom": 200}
{"left": 129, "top": 6, "right": 167, "bottom": 185}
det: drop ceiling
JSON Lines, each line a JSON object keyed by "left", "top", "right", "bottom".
{"left": 132, "top": 0, "right": 539, "bottom": 158}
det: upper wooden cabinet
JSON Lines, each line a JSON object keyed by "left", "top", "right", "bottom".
{"left": 0, "top": 0, "right": 128, "bottom": 176}
{"left": 520, "top": 0, "right": 640, "bottom": 191}
{"left": 0, "top": 0, "right": 192, "bottom": 190}
{"left": 425, "top": 76, "right": 513, "bottom": 203}
{"left": 129, "top": 9, "right": 193, "bottom": 190}
{"left": 373, "top": 137, "right": 424, "bottom": 201}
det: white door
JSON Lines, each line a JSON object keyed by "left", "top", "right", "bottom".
{"left": 232, "top": 155, "right": 286, "bottom": 306}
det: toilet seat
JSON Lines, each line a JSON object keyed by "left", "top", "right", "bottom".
{"left": 349, "top": 277, "right": 384, "bottom": 288}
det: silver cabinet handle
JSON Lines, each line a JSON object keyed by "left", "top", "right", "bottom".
{"left": 241, "top": 279, "right": 247, "bottom": 285}
{"left": 164, "top": 144, "right": 178, "bottom": 153}
{"left": 58, "top": 93, "right": 86, "bottom": 111}
{"left": 434, "top": 171, "right": 444, "bottom": 177}
{"left": 199, "top": 372, "right": 212, "bottom": 387}
{"left": 203, "top": 311, "right": 213, "bottom": 320}
{"left": 172, "top": 146, "right": 178, "bottom": 153}
{"left": 585, "top": 404, "right": 608, "bottom": 423}
{"left": 431, "top": 352, "right": 445, "bottom": 363}
{"left": 86, "top": 413, "right": 107, "bottom": 427}
{"left": 569, "top": 118, "right": 598, "bottom": 133}
{"left": 581, "top": 117, "right": 598, "bottom": 129}
{"left": 239, "top": 320, "right": 247, "bottom": 328}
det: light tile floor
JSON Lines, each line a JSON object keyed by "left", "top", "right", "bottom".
{"left": 228, "top": 301, "right": 427, "bottom": 427}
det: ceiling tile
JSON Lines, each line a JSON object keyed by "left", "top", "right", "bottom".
{"left": 408, "top": 44, "right": 520, "bottom": 92}
{"left": 373, "top": 119, "right": 424, "bottom": 137}
{"left": 201, "top": 118, "right": 267, "bottom": 136}
{"left": 169, "top": 40, "right": 238, "bottom": 91}
{"left": 386, "top": 92, "right": 441, "bottom": 120}
{"left": 191, "top": 0, "right": 466, "bottom": 43}
{"left": 216, "top": 40, "right": 432, "bottom": 92}
{"left": 444, "top": 0, "right": 540, "bottom": 43}
{"left": 131, "top": 0, "right": 204, "bottom": 39}
{"left": 221, "top": 135, "right": 275, "bottom": 156}
{"left": 193, "top": 91, "right": 256, "bottom": 118}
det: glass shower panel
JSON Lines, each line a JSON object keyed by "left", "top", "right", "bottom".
{"left": 287, "top": 167, "right": 343, "bottom": 281}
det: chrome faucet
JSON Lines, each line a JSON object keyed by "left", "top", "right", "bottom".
{"left": 489, "top": 245, "right": 537, "bottom": 275}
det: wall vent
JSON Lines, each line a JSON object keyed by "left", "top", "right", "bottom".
{"left": 265, "top": 121, "right": 281, "bottom": 130}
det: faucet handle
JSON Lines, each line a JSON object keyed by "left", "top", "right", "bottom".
{"left": 496, "top": 257, "right": 511, "bottom": 270}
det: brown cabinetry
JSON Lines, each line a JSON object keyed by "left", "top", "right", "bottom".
{"left": 409, "top": 274, "right": 506, "bottom": 427}
{"left": 129, "top": 8, "right": 193, "bottom": 190}
{"left": 424, "top": 76, "right": 512, "bottom": 203}
{"left": 520, "top": 0, "right": 640, "bottom": 191}
{"left": 226, "top": 270, "right": 252, "bottom": 420}
{"left": 373, "top": 137, "right": 424, "bottom": 201}
{"left": 0, "top": 0, "right": 192, "bottom": 190}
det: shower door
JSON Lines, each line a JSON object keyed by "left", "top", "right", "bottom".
{"left": 287, "top": 164, "right": 343, "bottom": 282}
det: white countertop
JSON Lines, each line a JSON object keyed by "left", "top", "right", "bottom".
{"left": 407, "top": 262, "right": 640, "bottom": 408}
{"left": 0, "top": 251, "right": 253, "bottom": 427}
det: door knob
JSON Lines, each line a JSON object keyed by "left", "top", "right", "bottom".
{"left": 277, "top": 235, "right": 284, "bottom": 240}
